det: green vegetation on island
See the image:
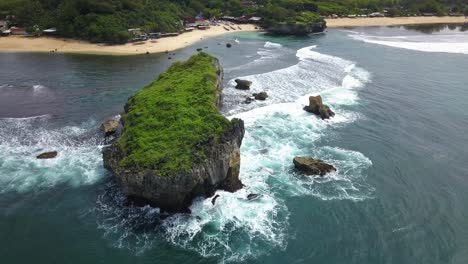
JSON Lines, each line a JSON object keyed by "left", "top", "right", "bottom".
{"left": 114, "top": 52, "right": 233, "bottom": 176}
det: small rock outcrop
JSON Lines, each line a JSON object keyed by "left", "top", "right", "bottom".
{"left": 253, "top": 92, "right": 268, "bottom": 101}
{"left": 303, "top": 95, "right": 335, "bottom": 120}
{"left": 247, "top": 193, "right": 260, "bottom": 200}
{"left": 293, "top": 156, "right": 336, "bottom": 176}
{"left": 244, "top": 97, "right": 254, "bottom": 104}
{"left": 268, "top": 20, "right": 326, "bottom": 35}
{"left": 100, "top": 119, "right": 119, "bottom": 136}
{"left": 37, "top": 151, "right": 58, "bottom": 159}
{"left": 211, "top": 194, "right": 220, "bottom": 205}
{"left": 235, "top": 79, "right": 252, "bottom": 90}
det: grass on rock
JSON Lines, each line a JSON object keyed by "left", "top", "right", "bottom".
{"left": 115, "top": 52, "right": 232, "bottom": 176}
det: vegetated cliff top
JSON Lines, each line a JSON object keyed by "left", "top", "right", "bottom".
{"left": 265, "top": 11, "right": 322, "bottom": 26}
{"left": 115, "top": 52, "right": 233, "bottom": 176}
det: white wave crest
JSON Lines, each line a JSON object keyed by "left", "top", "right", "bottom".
{"left": 33, "top": 84, "right": 45, "bottom": 90}
{"left": 0, "top": 114, "right": 51, "bottom": 120}
{"left": 350, "top": 34, "right": 468, "bottom": 54}
{"left": 0, "top": 84, "right": 13, "bottom": 89}
{"left": 264, "top": 41, "right": 283, "bottom": 49}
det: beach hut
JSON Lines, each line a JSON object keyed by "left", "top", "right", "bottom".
{"left": 1, "top": 29, "right": 11, "bottom": 36}
{"left": 248, "top": 17, "right": 262, "bottom": 23}
{"left": 148, "top": 32, "right": 161, "bottom": 39}
{"left": 184, "top": 16, "right": 196, "bottom": 25}
{"left": 10, "top": 26, "right": 27, "bottom": 35}
{"left": 369, "top": 12, "right": 384, "bottom": 17}
{"left": 43, "top": 28, "right": 57, "bottom": 35}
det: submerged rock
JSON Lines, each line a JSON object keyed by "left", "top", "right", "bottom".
{"left": 211, "top": 194, "right": 220, "bottom": 205}
{"left": 235, "top": 79, "right": 252, "bottom": 90}
{"left": 293, "top": 156, "right": 336, "bottom": 176}
{"left": 253, "top": 92, "right": 268, "bottom": 101}
{"left": 103, "top": 53, "right": 245, "bottom": 213}
{"left": 244, "top": 97, "right": 254, "bottom": 104}
{"left": 247, "top": 193, "right": 260, "bottom": 200}
{"left": 36, "top": 151, "right": 58, "bottom": 159}
{"left": 303, "top": 95, "right": 335, "bottom": 120}
{"left": 100, "top": 119, "right": 119, "bottom": 136}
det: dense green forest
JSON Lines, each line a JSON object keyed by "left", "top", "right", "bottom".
{"left": 1, "top": 0, "right": 467, "bottom": 43}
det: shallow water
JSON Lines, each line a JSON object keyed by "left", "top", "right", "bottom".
{"left": 1, "top": 26, "right": 468, "bottom": 263}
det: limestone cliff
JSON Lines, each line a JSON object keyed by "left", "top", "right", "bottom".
{"left": 103, "top": 53, "right": 244, "bottom": 213}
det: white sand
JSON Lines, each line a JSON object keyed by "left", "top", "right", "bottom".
{"left": 0, "top": 24, "right": 259, "bottom": 55}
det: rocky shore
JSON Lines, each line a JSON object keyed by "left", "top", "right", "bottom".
{"left": 103, "top": 53, "right": 245, "bottom": 213}
{"left": 267, "top": 20, "right": 326, "bottom": 35}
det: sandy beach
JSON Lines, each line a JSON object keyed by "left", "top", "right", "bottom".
{"left": 326, "top": 16, "right": 468, "bottom": 28}
{"left": 0, "top": 24, "right": 259, "bottom": 55}
{"left": 1, "top": 17, "right": 467, "bottom": 55}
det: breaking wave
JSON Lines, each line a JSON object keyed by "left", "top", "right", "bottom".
{"left": 0, "top": 116, "right": 105, "bottom": 193}
{"left": 223, "top": 45, "right": 370, "bottom": 114}
{"left": 225, "top": 41, "right": 294, "bottom": 72}
{"left": 264, "top": 41, "right": 283, "bottom": 49}
{"left": 350, "top": 33, "right": 468, "bottom": 54}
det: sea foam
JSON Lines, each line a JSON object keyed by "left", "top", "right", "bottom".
{"left": 223, "top": 45, "right": 370, "bottom": 115}
{"left": 0, "top": 116, "right": 105, "bottom": 193}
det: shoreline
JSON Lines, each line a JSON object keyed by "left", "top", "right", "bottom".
{"left": 326, "top": 16, "right": 468, "bottom": 28}
{"left": 1, "top": 17, "right": 467, "bottom": 55}
{"left": 0, "top": 24, "right": 260, "bottom": 55}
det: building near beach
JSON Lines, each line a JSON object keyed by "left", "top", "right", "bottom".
{"left": 0, "top": 20, "right": 7, "bottom": 30}
{"left": 248, "top": 17, "right": 262, "bottom": 23}
{"left": 42, "top": 28, "right": 57, "bottom": 35}
{"left": 9, "top": 26, "right": 27, "bottom": 35}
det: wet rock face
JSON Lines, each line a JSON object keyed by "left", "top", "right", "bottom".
{"left": 103, "top": 119, "right": 245, "bottom": 213}
{"left": 36, "top": 151, "right": 58, "bottom": 159}
{"left": 234, "top": 79, "right": 252, "bottom": 90}
{"left": 100, "top": 119, "right": 119, "bottom": 136}
{"left": 244, "top": 97, "right": 254, "bottom": 104}
{"left": 303, "top": 95, "right": 335, "bottom": 120}
{"left": 253, "top": 92, "right": 268, "bottom": 101}
{"left": 293, "top": 156, "right": 336, "bottom": 176}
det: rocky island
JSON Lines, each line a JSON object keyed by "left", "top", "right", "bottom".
{"left": 103, "top": 53, "right": 245, "bottom": 213}
{"left": 265, "top": 12, "right": 326, "bottom": 35}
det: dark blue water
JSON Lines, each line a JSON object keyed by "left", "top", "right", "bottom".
{"left": 1, "top": 26, "right": 468, "bottom": 263}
